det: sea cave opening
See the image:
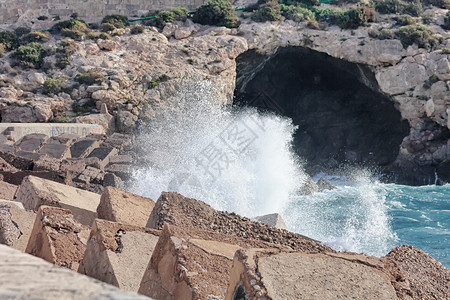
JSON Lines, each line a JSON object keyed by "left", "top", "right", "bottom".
{"left": 234, "top": 46, "right": 410, "bottom": 176}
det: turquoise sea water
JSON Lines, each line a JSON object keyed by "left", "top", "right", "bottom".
{"left": 283, "top": 176, "right": 449, "bottom": 268}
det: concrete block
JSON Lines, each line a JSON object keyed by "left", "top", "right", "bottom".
{"left": 103, "top": 133, "right": 133, "bottom": 151}
{"left": 105, "top": 163, "right": 131, "bottom": 180}
{"left": 39, "top": 143, "right": 70, "bottom": 159}
{"left": 32, "top": 155, "right": 61, "bottom": 172}
{"left": 147, "top": 192, "right": 332, "bottom": 252}
{"left": 0, "top": 180, "right": 18, "bottom": 200}
{"left": 0, "top": 244, "right": 152, "bottom": 299}
{"left": 109, "top": 154, "right": 133, "bottom": 164}
{"left": 79, "top": 219, "right": 160, "bottom": 292}
{"left": 0, "top": 200, "right": 36, "bottom": 252}
{"left": 15, "top": 175, "right": 101, "bottom": 226}
{"left": 253, "top": 213, "right": 288, "bottom": 230}
{"left": 87, "top": 147, "right": 118, "bottom": 169}
{"left": 225, "top": 250, "right": 398, "bottom": 300}
{"left": 138, "top": 225, "right": 283, "bottom": 300}
{"left": 103, "top": 172, "right": 124, "bottom": 189}
{"left": 48, "top": 133, "right": 80, "bottom": 145}
{"left": 15, "top": 133, "right": 48, "bottom": 152}
{"left": 25, "top": 206, "right": 90, "bottom": 270}
{"left": 70, "top": 138, "right": 101, "bottom": 158}
{"left": 98, "top": 187, "right": 155, "bottom": 227}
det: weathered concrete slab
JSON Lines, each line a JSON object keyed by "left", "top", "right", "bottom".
{"left": 147, "top": 192, "right": 332, "bottom": 252}
{"left": 103, "top": 172, "right": 124, "bottom": 189}
{"left": 0, "top": 123, "right": 104, "bottom": 142}
{"left": 70, "top": 138, "right": 101, "bottom": 159}
{"left": 138, "top": 225, "right": 284, "bottom": 300}
{"left": 15, "top": 133, "right": 48, "bottom": 152}
{"left": 32, "top": 155, "right": 61, "bottom": 172}
{"left": 102, "top": 133, "right": 133, "bottom": 151}
{"left": 226, "top": 250, "right": 398, "bottom": 300}
{"left": 0, "top": 244, "right": 153, "bottom": 299}
{"left": 105, "top": 163, "right": 131, "bottom": 180}
{"left": 79, "top": 219, "right": 160, "bottom": 292}
{"left": 38, "top": 143, "right": 70, "bottom": 159}
{"left": 98, "top": 187, "right": 155, "bottom": 227}
{"left": 15, "top": 175, "right": 101, "bottom": 226}
{"left": 26, "top": 206, "right": 89, "bottom": 270}
{"left": 0, "top": 199, "right": 36, "bottom": 251}
{"left": 0, "top": 180, "right": 18, "bottom": 200}
{"left": 253, "top": 213, "right": 288, "bottom": 230}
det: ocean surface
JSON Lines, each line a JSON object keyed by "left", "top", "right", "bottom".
{"left": 129, "top": 82, "right": 449, "bottom": 269}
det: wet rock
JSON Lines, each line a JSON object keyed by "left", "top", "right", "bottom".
{"left": 316, "top": 177, "right": 337, "bottom": 192}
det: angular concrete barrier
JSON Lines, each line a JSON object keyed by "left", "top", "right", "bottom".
{"left": 0, "top": 181, "right": 18, "bottom": 200}
{"left": 0, "top": 244, "right": 152, "bottom": 299}
{"left": 15, "top": 175, "right": 101, "bottom": 226}
{"left": 97, "top": 187, "right": 155, "bottom": 227}
{"left": 138, "top": 225, "right": 285, "bottom": 300}
{"left": 79, "top": 219, "right": 160, "bottom": 292}
{"left": 0, "top": 123, "right": 104, "bottom": 142}
{"left": 26, "top": 206, "right": 90, "bottom": 271}
{"left": 0, "top": 200, "right": 36, "bottom": 251}
{"left": 253, "top": 213, "right": 288, "bottom": 230}
{"left": 225, "top": 250, "right": 398, "bottom": 300}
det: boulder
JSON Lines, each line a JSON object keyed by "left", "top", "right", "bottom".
{"left": 70, "top": 138, "right": 101, "bottom": 159}
{"left": 103, "top": 172, "right": 124, "bottom": 189}
{"left": 79, "top": 219, "right": 160, "bottom": 292}
{"left": 0, "top": 200, "right": 35, "bottom": 251}
{"left": 87, "top": 147, "right": 118, "bottom": 169}
{"left": 97, "top": 187, "right": 155, "bottom": 227}
{"left": 97, "top": 39, "right": 119, "bottom": 51}
{"left": 298, "top": 176, "right": 319, "bottom": 195}
{"left": 0, "top": 244, "right": 152, "bottom": 299}
{"left": 147, "top": 192, "right": 332, "bottom": 252}
{"left": 316, "top": 177, "right": 337, "bottom": 192}
{"left": 138, "top": 225, "right": 284, "bottom": 300}
{"left": 226, "top": 250, "right": 398, "bottom": 300}
{"left": 25, "top": 206, "right": 89, "bottom": 270}
{"left": 15, "top": 175, "right": 101, "bottom": 226}
{"left": 0, "top": 180, "right": 18, "bottom": 200}
{"left": 253, "top": 213, "right": 288, "bottom": 230}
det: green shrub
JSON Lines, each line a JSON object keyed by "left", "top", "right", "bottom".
{"left": 171, "top": 7, "right": 189, "bottom": 21}
{"left": 442, "top": 11, "right": 450, "bottom": 30}
{"left": 0, "top": 43, "right": 4, "bottom": 57}
{"left": 442, "top": 48, "right": 450, "bottom": 54}
{"left": 424, "top": 0, "right": 450, "bottom": 9}
{"left": 394, "top": 14, "right": 416, "bottom": 26}
{"left": 21, "top": 31, "right": 51, "bottom": 43}
{"left": 379, "top": 27, "right": 394, "bottom": 39}
{"left": 14, "top": 42, "right": 46, "bottom": 68}
{"left": 100, "top": 23, "right": 116, "bottom": 32}
{"left": 99, "top": 32, "right": 112, "bottom": 40}
{"left": 251, "top": 0, "right": 282, "bottom": 22}
{"left": 148, "top": 74, "right": 168, "bottom": 89}
{"left": 56, "top": 55, "right": 72, "bottom": 69}
{"left": 338, "top": 6, "right": 376, "bottom": 29}
{"left": 193, "top": 0, "right": 240, "bottom": 28}
{"left": 187, "top": 58, "right": 195, "bottom": 64}
{"left": 374, "top": 0, "right": 422, "bottom": 16}
{"left": 57, "top": 39, "right": 77, "bottom": 55}
{"left": 421, "top": 12, "right": 434, "bottom": 24}
{"left": 51, "top": 18, "right": 89, "bottom": 33}
{"left": 310, "top": 7, "right": 343, "bottom": 24}
{"left": 130, "top": 25, "right": 144, "bottom": 34}
{"left": 424, "top": 74, "right": 439, "bottom": 89}
{"left": 281, "top": 4, "right": 315, "bottom": 22}
{"left": 61, "top": 28, "right": 84, "bottom": 41}
{"left": 280, "top": 0, "right": 320, "bottom": 6}
{"left": 152, "top": 8, "right": 189, "bottom": 28}
{"left": 43, "top": 77, "right": 69, "bottom": 95}
{"left": 14, "top": 27, "right": 31, "bottom": 37}
{"left": 395, "top": 24, "right": 440, "bottom": 49}
{"left": 102, "top": 15, "right": 128, "bottom": 28}
{"left": 0, "top": 31, "right": 18, "bottom": 51}
{"left": 75, "top": 69, "right": 105, "bottom": 85}
{"left": 87, "top": 32, "right": 100, "bottom": 39}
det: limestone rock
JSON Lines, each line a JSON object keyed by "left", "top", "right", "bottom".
{"left": 253, "top": 213, "right": 288, "bottom": 230}
{"left": 376, "top": 61, "right": 428, "bottom": 95}
{"left": 97, "top": 187, "right": 155, "bottom": 227}
{"left": 138, "top": 225, "right": 284, "bottom": 300}
{"left": 226, "top": 250, "right": 398, "bottom": 300}
{"left": 0, "top": 200, "right": 35, "bottom": 251}
{"left": 97, "top": 39, "right": 119, "bottom": 51}
{"left": 147, "top": 192, "right": 332, "bottom": 252}
{"left": 0, "top": 180, "right": 18, "bottom": 200}
{"left": 26, "top": 206, "right": 89, "bottom": 270}
{"left": 0, "top": 244, "right": 152, "bottom": 299}
{"left": 15, "top": 175, "right": 101, "bottom": 226}
{"left": 298, "top": 176, "right": 319, "bottom": 195}
{"left": 79, "top": 219, "right": 160, "bottom": 292}
{"left": 116, "top": 110, "right": 137, "bottom": 133}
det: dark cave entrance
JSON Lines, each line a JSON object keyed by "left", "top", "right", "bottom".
{"left": 234, "top": 47, "right": 410, "bottom": 174}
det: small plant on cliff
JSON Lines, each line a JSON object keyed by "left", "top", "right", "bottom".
{"left": 51, "top": 18, "right": 90, "bottom": 41}
{"left": 442, "top": 11, "right": 450, "bottom": 30}
{"left": 21, "top": 31, "right": 51, "bottom": 44}
{"left": 394, "top": 14, "right": 416, "bottom": 26}
{"left": 193, "top": 0, "right": 240, "bottom": 28}
{"left": 14, "top": 42, "right": 46, "bottom": 68}
{"left": 369, "top": 27, "right": 394, "bottom": 39}
{"left": 280, "top": 4, "right": 315, "bottom": 22}
{"left": 102, "top": 15, "right": 128, "bottom": 29}
{"left": 75, "top": 69, "right": 105, "bottom": 85}
{"left": 100, "top": 23, "right": 117, "bottom": 32}
{"left": 152, "top": 8, "right": 189, "bottom": 28}
{"left": 251, "top": 0, "right": 282, "bottom": 22}
{"left": 338, "top": 6, "right": 376, "bottom": 29}
{"left": 395, "top": 24, "right": 440, "bottom": 49}
{"left": 14, "top": 27, "right": 31, "bottom": 37}
{"left": 0, "top": 31, "right": 18, "bottom": 51}
{"left": 423, "top": 75, "right": 439, "bottom": 89}
{"left": 148, "top": 74, "right": 168, "bottom": 89}
{"left": 280, "top": 0, "right": 320, "bottom": 6}
{"left": 130, "top": 25, "right": 144, "bottom": 34}
{"left": 0, "top": 43, "right": 5, "bottom": 58}
{"left": 373, "top": 0, "right": 422, "bottom": 17}
{"left": 43, "top": 77, "right": 70, "bottom": 96}
{"left": 423, "top": 0, "right": 450, "bottom": 9}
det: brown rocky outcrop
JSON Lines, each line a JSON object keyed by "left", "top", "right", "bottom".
{"left": 25, "top": 206, "right": 90, "bottom": 270}
{"left": 79, "top": 219, "right": 160, "bottom": 292}
{"left": 147, "top": 191, "right": 332, "bottom": 252}
{"left": 97, "top": 186, "right": 155, "bottom": 227}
